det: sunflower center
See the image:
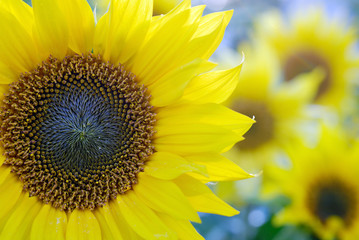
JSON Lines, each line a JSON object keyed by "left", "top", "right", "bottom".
{"left": 308, "top": 178, "right": 356, "bottom": 225}
{"left": 0, "top": 54, "right": 156, "bottom": 211}
{"left": 232, "top": 99, "right": 274, "bottom": 150}
{"left": 283, "top": 51, "right": 331, "bottom": 100}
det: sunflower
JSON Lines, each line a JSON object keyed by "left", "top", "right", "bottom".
{"left": 213, "top": 43, "right": 321, "bottom": 204}
{"left": 0, "top": 0, "right": 254, "bottom": 239}
{"left": 222, "top": 43, "right": 321, "bottom": 173}
{"left": 269, "top": 127, "right": 359, "bottom": 240}
{"left": 253, "top": 8, "right": 358, "bottom": 109}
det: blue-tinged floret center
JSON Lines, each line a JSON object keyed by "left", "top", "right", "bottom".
{"left": 41, "top": 86, "right": 123, "bottom": 172}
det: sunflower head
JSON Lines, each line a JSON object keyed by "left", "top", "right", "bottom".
{"left": 221, "top": 43, "right": 322, "bottom": 172}
{"left": 0, "top": 54, "right": 156, "bottom": 211}
{"left": 270, "top": 126, "right": 359, "bottom": 240}
{"left": 252, "top": 7, "right": 359, "bottom": 109}
{"left": 0, "top": 0, "right": 255, "bottom": 239}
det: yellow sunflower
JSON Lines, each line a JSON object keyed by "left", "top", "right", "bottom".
{"left": 0, "top": 0, "right": 254, "bottom": 239}
{"left": 222, "top": 42, "right": 322, "bottom": 173}
{"left": 253, "top": 8, "right": 358, "bottom": 109}
{"left": 214, "top": 43, "right": 321, "bottom": 204}
{"left": 269, "top": 126, "right": 359, "bottom": 240}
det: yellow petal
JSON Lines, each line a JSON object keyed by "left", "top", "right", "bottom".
{"left": 58, "top": 0, "right": 95, "bottom": 53}
{"left": 186, "top": 153, "right": 254, "bottom": 181}
{"left": 145, "top": 152, "right": 207, "bottom": 180}
{"left": 0, "top": 62, "right": 17, "bottom": 84}
{"left": 117, "top": 191, "right": 176, "bottom": 240}
{"left": 0, "top": 84, "right": 8, "bottom": 95}
{"left": 166, "top": 0, "right": 191, "bottom": 15}
{"left": 134, "top": 173, "right": 200, "bottom": 222}
{"left": 32, "top": 0, "right": 69, "bottom": 59}
{"left": 155, "top": 123, "right": 243, "bottom": 155}
{"left": 182, "top": 10, "right": 233, "bottom": 61}
{"left": 137, "top": 5, "right": 232, "bottom": 88}
{"left": 150, "top": 59, "right": 216, "bottom": 107}
{"left": 158, "top": 213, "right": 204, "bottom": 240}
{"left": 0, "top": 194, "right": 42, "bottom": 240}
{"left": 157, "top": 103, "right": 253, "bottom": 135}
{"left": 0, "top": 8, "right": 40, "bottom": 74}
{"left": 0, "top": 170, "right": 23, "bottom": 232}
{"left": 30, "top": 205, "right": 67, "bottom": 240}
{"left": 94, "top": 0, "right": 153, "bottom": 65}
{"left": 0, "top": 0, "right": 34, "bottom": 35}
{"left": 175, "top": 175, "right": 239, "bottom": 216}
{"left": 130, "top": 8, "right": 200, "bottom": 86}
{"left": 107, "top": 201, "right": 140, "bottom": 239}
{"left": 181, "top": 64, "right": 243, "bottom": 104}
{"left": 153, "top": 0, "right": 181, "bottom": 15}
{"left": 93, "top": 204, "right": 126, "bottom": 240}
{"left": 0, "top": 166, "right": 10, "bottom": 184}
{"left": 151, "top": 0, "right": 189, "bottom": 21}
{"left": 196, "top": 10, "right": 232, "bottom": 46}
{"left": 149, "top": 5, "right": 205, "bottom": 43}
{"left": 0, "top": 153, "right": 5, "bottom": 166}
{"left": 66, "top": 209, "right": 102, "bottom": 240}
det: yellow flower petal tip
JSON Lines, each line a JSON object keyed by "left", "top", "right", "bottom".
{"left": 250, "top": 170, "right": 263, "bottom": 178}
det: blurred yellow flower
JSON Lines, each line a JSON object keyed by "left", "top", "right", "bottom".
{"left": 0, "top": 0, "right": 254, "bottom": 239}
{"left": 269, "top": 127, "right": 359, "bottom": 240}
{"left": 223, "top": 43, "right": 322, "bottom": 173}
{"left": 253, "top": 8, "right": 358, "bottom": 110}
{"left": 214, "top": 43, "right": 321, "bottom": 204}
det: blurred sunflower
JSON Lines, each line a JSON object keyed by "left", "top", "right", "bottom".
{"left": 270, "top": 127, "right": 359, "bottom": 240}
{"left": 214, "top": 44, "right": 321, "bottom": 203}
{"left": 0, "top": 0, "right": 254, "bottom": 239}
{"left": 94, "top": 0, "right": 182, "bottom": 18}
{"left": 253, "top": 8, "right": 358, "bottom": 109}
{"left": 222, "top": 43, "right": 321, "bottom": 173}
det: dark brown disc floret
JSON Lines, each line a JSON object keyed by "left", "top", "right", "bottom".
{"left": 0, "top": 54, "right": 156, "bottom": 211}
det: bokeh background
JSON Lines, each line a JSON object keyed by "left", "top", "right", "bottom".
{"left": 23, "top": 0, "right": 359, "bottom": 239}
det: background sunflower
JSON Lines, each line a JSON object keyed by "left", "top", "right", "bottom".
{"left": 252, "top": 8, "right": 358, "bottom": 111}
{"left": 269, "top": 126, "right": 359, "bottom": 240}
